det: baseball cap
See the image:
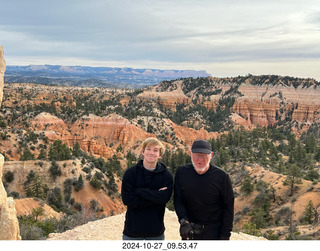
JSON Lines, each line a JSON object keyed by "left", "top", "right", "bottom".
{"left": 191, "top": 139, "right": 212, "bottom": 154}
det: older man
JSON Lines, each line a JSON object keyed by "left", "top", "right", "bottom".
{"left": 174, "top": 139, "right": 234, "bottom": 240}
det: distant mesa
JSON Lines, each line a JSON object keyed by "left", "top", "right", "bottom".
{"left": 4, "top": 65, "right": 210, "bottom": 88}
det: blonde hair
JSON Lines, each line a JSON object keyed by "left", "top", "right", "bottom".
{"left": 142, "top": 137, "right": 165, "bottom": 156}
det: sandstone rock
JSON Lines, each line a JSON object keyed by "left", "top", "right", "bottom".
{"left": 0, "top": 46, "right": 21, "bottom": 240}
{"left": 14, "top": 198, "right": 63, "bottom": 220}
{"left": 138, "top": 79, "right": 320, "bottom": 129}
{"left": 47, "top": 209, "right": 266, "bottom": 240}
{"left": 233, "top": 84, "right": 320, "bottom": 127}
{"left": 69, "top": 113, "right": 154, "bottom": 156}
{"left": 0, "top": 155, "right": 21, "bottom": 240}
{"left": 137, "top": 81, "right": 189, "bottom": 110}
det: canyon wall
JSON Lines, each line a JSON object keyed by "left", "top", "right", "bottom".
{"left": 0, "top": 46, "right": 21, "bottom": 240}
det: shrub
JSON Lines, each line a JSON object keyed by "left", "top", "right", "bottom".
{"left": 47, "top": 187, "right": 63, "bottom": 210}
{"left": 4, "top": 171, "right": 14, "bottom": 183}
{"left": 89, "top": 176, "right": 102, "bottom": 190}
{"left": 240, "top": 177, "right": 254, "bottom": 195}
{"left": 63, "top": 178, "right": 73, "bottom": 203}
{"left": 74, "top": 174, "right": 84, "bottom": 192}
{"left": 18, "top": 215, "right": 58, "bottom": 240}
{"left": 242, "top": 222, "right": 262, "bottom": 237}
{"left": 20, "top": 148, "right": 35, "bottom": 161}
{"left": 49, "top": 160, "right": 62, "bottom": 180}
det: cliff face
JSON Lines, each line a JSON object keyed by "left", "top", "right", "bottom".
{"left": 30, "top": 112, "right": 218, "bottom": 160}
{"left": 233, "top": 84, "right": 320, "bottom": 126}
{"left": 69, "top": 113, "right": 154, "bottom": 157}
{"left": 138, "top": 78, "right": 320, "bottom": 130}
{"left": 0, "top": 46, "right": 21, "bottom": 240}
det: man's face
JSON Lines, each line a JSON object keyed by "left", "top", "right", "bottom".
{"left": 142, "top": 144, "right": 161, "bottom": 164}
{"left": 191, "top": 152, "right": 213, "bottom": 174}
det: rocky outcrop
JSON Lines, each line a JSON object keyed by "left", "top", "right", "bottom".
{"left": 69, "top": 113, "right": 155, "bottom": 156}
{"left": 0, "top": 155, "right": 21, "bottom": 240}
{"left": 0, "top": 45, "right": 21, "bottom": 240}
{"left": 15, "top": 198, "right": 63, "bottom": 220}
{"left": 32, "top": 112, "right": 71, "bottom": 141}
{"left": 139, "top": 79, "right": 320, "bottom": 128}
{"left": 47, "top": 209, "right": 266, "bottom": 240}
{"left": 138, "top": 81, "right": 189, "bottom": 110}
{"left": 233, "top": 84, "right": 320, "bottom": 126}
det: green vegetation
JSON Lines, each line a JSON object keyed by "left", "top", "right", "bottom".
{"left": 207, "top": 125, "right": 320, "bottom": 237}
{"left": 18, "top": 206, "right": 105, "bottom": 240}
{"left": 48, "top": 140, "right": 72, "bottom": 161}
{"left": 2, "top": 76, "right": 320, "bottom": 239}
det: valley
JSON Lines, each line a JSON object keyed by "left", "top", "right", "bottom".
{"left": 1, "top": 75, "right": 320, "bottom": 240}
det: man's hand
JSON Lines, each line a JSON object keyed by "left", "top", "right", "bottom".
{"left": 159, "top": 187, "right": 167, "bottom": 191}
{"left": 180, "top": 221, "right": 193, "bottom": 240}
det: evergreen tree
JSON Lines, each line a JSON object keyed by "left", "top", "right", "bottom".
{"left": 24, "top": 173, "right": 48, "bottom": 200}
{"left": 4, "top": 171, "right": 14, "bottom": 183}
{"left": 20, "top": 148, "right": 35, "bottom": 161}
{"left": 72, "top": 142, "right": 83, "bottom": 158}
{"left": 300, "top": 200, "right": 315, "bottom": 224}
{"left": 49, "top": 160, "right": 62, "bottom": 180}
{"left": 48, "top": 140, "right": 72, "bottom": 161}
{"left": 47, "top": 187, "right": 63, "bottom": 210}
{"left": 37, "top": 149, "right": 47, "bottom": 160}
{"left": 251, "top": 207, "right": 271, "bottom": 229}
{"left": 240, "top": 177, "right": 254, "bottom": 195}
{"left": 305, "top": 134, "right": 317, "bottom": 154}
{"left": 90, "top": 176, "right": 102, "bottom": 190}
{"left": 74, "top": 174, "right": 84, "bottom": 192}
{"left": 126, "top": 151, "right": 137, "bottom": 168}
{"left": 305, "top": 168, "right": 320, "bottom": 182}
{"left": 254, "top": 180, "right": 272, "bottom": 211}
{"left": 283, "top": 164, "right": 303, "bottom": 196}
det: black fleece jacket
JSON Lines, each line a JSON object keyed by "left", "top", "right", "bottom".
{"left": 174, "top": 163, "right": 234, "bottom": 239}
{"left": 121, "top": 160, "right": 173, "bottom": 237}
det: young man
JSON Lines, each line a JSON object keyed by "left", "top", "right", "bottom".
{"left": 121, "top": 137, "right": 173, "bottom": 240}
{"left": 174, "top": 139, "right": 234, "bottom": 240}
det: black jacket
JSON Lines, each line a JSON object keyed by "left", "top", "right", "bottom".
{"left": 121, "top": 160, "right": 173, "bottom": 237}
{"left": 174, "top": 163, "right": 234, "bottom": 239}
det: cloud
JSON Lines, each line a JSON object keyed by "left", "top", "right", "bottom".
{"left": 1, "top": 0, "right": 320, "bottom": 79}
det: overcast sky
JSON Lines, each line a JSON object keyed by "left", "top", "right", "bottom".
{"left": 1, "top": 0, "right": 320, "bottom": 79}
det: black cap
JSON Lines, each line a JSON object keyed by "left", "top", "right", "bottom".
{"left": 191, "top": 139, "right": 212, "bottom": 154}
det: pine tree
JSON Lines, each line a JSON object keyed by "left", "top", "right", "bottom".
{"left": 72, "top": 142, "right": 82, "bottom": 158}
{"left": 20, "top": 148, "right": 35, "bottom": 161}
{"left": 74, "top": 174, "right": 84, "bottom": 192}
{"left": 24, "top": 173, "right": 48, "bottom": 200}
{"left": 240, "top": 177, "right": 254, "bottom": 195}
{"left": 283, "top": 164, "right": 303, "bottom": 196}
{"left": 48, "top": 139, "right": 72, "bottom": 161}
{"left": 300, "top": 200, "right": 315, "bottom": 224}
{"left": 37, "top": 149, "right": 47, "bottom": 160}
{"left": 305, "top": 134, "right": 317, "bottom": 154}
{"left": 49, "top": 160, "right": 62, "bottom": 180}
